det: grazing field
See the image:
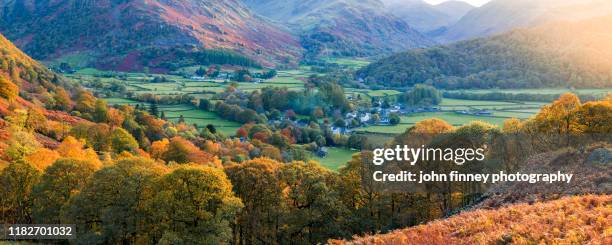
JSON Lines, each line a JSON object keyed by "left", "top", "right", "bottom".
{"left": 68, "top": 68, "right": 309, "bottom": 96}
{"left": 355, "top": 112, "right": 511, "bottom": 134}
{"left": 312, "top": 147, "right": 358, "bottom": 171}
{"left": 105, "top": 98, "right": 240, "bottom": 135}
{"left": 324, "top": 57, "right": 371, "bottom": 69}
{"left": 367, "top": 90, "right": 403, "bottom": 97}
{"left": 455, "top": 88, "right": 611, "bottom": 95}
{"left": 439, "top": 98, "right": 545, "bottom": 111}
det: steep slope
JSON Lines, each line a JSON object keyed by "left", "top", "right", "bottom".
{"left": 0, "top": 33, "right": 86, "bottom": 158}
{"left": 0, "top": 0, "right": 302, "bottom": 71}
{"left": 242, "top": 0, "right": 434, "bottom": 58}
{"left": 381, "top": 0, "right": 474, "bottom": 33}
{"left": 0, "top": 33, "right": 70, "bottom": 108}
{"left": 358, "top": 15, "right": 612, "bottom": 89}
{"left": 437, "top": 0, "right": 612, "bottom": 42}
{"left": 330, "top": 195, "right": 611, "bottom": 244}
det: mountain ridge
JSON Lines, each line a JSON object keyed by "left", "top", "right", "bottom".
{"left": 381, "top": 0, "right": 474, "bottom": 33}
{"left": 242, "top": 0, "right": 434, "bottom": 58}
{"left": 436, "top": 0, "right": 612, "bottom": 42}
{"left": 0, "top": 0, "right": 303, "bottom": 70}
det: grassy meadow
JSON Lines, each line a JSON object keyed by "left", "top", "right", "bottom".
{"left": 312, "top": 147, "right": 358, "bottom": 171}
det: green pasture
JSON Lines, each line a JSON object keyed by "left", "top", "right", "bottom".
{"left": 324, "top": 58, "right": 371, "bottom": 69}
{"left": 312, "top": 147, "right": 358, "bottom": 171}
{"left": 105, "top": 98, "right": 240, "bottom": 135}
{"left": 354, "top": 112, "right": 511, "bottom": 134}
{"left": 454, "top": 88, "right": 611, "bottom": 96}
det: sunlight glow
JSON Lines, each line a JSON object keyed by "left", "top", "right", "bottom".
{"left": 424, "top": 0, "right": 491, "bottom": 7}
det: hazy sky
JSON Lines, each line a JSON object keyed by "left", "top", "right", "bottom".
{"left": 424, "top": 0, "right": 491, "bottom": 7}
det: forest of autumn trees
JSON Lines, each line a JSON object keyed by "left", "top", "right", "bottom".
{"left": 1, "top": 86, "right": 610, "bottom": 244}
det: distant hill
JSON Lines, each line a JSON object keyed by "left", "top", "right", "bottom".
{"left": 436, "top": 0, "right": 612, "bottom": 42}
{"left": 381, "top": 0, "right": 474, "bottom": 33}
{"left": 330, "top": 194, "right": 611, "bottom": 244}
{"left": 242, "top": 0, "right": 434, "bottom": 58}
{"left": 357, "top": 15, "right": 612, "bottom": 89}
{"left": 0, "top": 0, "right": 302, "bottom": 71}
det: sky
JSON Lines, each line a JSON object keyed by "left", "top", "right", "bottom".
{"left": 424, "top": 0, "right": 491, "bottom": 7}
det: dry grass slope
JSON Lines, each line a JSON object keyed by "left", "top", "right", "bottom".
{"left": 330, "top": 195, "right": 611, "bottom": 245}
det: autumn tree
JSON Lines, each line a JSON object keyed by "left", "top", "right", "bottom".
{"left": 575, "top": 101, "right": 612, "bottom": 133}
{"left": 75, "top": 90, "right": 97, "bottom": 114}
{"left": 93, "top": 99, "right": 110, "bottom": 123}
{"left": 147, "top": 165, "right": 242, "bottom": 244}
{"left": 56, "top": 136, "right": 102, "bottom": 168}
{"left": 64, "top": 158, "right": 167, "bottom": 244}
{"left": 23, "top": 108, "right": 47, "bottom": 133}
{"left": 404, "top": 84, "right": 442, "bottom": 107}
{"left": 277, "top": 161, "right": 349, "bottom": 244}
{"left": 110, "top": 128, "right": 139, "bottom": 154}
{"left": 31, "top": 159, "right": 97, "bottom": 224}
{"left": 0, "top": 75, "right": 19, "bottom": 100}
{"left": 162, "top": 137, "right": 219, "bottom": 166}
{"left": 535, "top": 93, "right": 582, "bottom": 134}
{"left": 53, "top": 87, "right": 73, "bottom": 111}
{"left": 150, "top": 139, "right": 170, "bottom": 160}
{"left": 24, "top": 148, "right": 61, "bottom": 171}
{"left": 0, "top": 160, "right": 41, "bottom": 223}
{"left": 225, "top": 158, "right": 284, "bottom": 244}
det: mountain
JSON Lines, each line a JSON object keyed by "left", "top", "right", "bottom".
{"left": 0, "top": 0, "right": 303, "bottom": 71}
{"left": 242, "top": 0, "right": 434, "bottom": 58}
{"left": 330, "top": 195, "right": 611, "bottom": 244}
{"left": 357, "top": 15, "right": 612, "bottom": 89}
{"left": 381, "top": 0, "right": 474, "bottom": 33}
{"left": 437, "top": 0, "right": 612, "bottom": 42}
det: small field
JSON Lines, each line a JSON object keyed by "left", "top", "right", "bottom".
{"left": 105, "top": 98, "right": 241, "bottom": 135}
{"left": 312, "top": 147, "right": 358, "bottom": 171}
{"left": 323, "top": 57, "right": 371, "bottom": 69}
{"left": 454, "top": 88, "right": 611, "bottom": 96}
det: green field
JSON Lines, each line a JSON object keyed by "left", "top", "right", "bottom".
{"left": 355, "top": 112, "right": 511, "bottom": 134}
{"left": 453, "top": 88, "right": 611, "bottom": 95}
{"left": 312, "top": 147, "right": 358, "bottom": 171}
{"left": 323, "top": 58, "right": 371, "bottom": 69}
{"left": 105, "top": 98, "right": 241, "bottom": 135}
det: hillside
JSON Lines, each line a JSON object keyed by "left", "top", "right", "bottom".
{"left": 381, "top": 0, "right": 474, "bottom": 33}
{"left": 242, "top": 0, "right": 433, "bottom": 58}
{"left": 0, "top": 0, "right": 302, "bottom": 71}
{"left": 357, "top": 15, "right": 612, "bottom": 89}
{"left": 477, "top": 146, "right": 611, "bottom": 209}
{"left": 436, "top": 0, "right": 612, "bottom": 42}
{"left": 330, "top": 195, "right": 611, "bottom": 244}
{"left": 0, "top": 33, "right": 74, "bottom": 109}
{"left": 0, "top": 33, "right": 85, "bottom": 166}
